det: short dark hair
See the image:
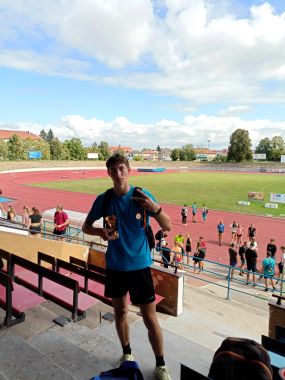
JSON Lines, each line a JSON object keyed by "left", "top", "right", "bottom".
{"left": 106, "top": 153, "right": 130, "bottom": 170}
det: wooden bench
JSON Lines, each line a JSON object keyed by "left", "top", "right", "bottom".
{"left": 12, "top": 254, "right": 98, "bottom": 321}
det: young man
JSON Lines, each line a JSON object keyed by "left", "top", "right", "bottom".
{"left": 266, "top": 239, "right": 277, "bottom": 260}
{"left": 238, "top": 241, "right": 247, "bottom": 276}
{"left": 262, "top": 252, "right": 276, "bottom": 292}
{"left": 53, "top": 205, "right": 69, "bottom": 240}
{"left": 245, "top": 242, "right": 258, "bottom": 286}
{"left": 248, "top": 223, "right": 256, "bottom": 240}
{"left": 82, "top": 154, "right": 172, "bottom": 380}
{"left": 228, "top": 243, "right": 238, "bottom": 279}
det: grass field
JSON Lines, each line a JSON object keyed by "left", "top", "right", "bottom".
{"left": 29, "top": 171, "right": 285, "bottom": 216}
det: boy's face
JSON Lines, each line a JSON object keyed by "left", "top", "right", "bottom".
{"left": 108, "top": 162, "right": 130, "bottom": 186}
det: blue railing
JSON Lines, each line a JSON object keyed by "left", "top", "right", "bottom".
{"left": 153, "top": 247, "right": 285, "bottom": 301}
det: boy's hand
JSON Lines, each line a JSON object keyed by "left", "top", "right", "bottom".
{"left": 132, "top": 188, "right": 160, "bottom": 214}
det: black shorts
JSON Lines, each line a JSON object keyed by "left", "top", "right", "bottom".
{"left": 105, "top": 267, "right": 155, "bottom": 305}
{"left": 247, "top": 262, "right": 257, "bottom": 272}
{"left": 53, "top": 229, "right": 66, "bottom": 236}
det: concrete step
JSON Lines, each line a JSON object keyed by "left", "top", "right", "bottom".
{"left": 0, "top": 331, "right": 76, "bottom": 380}
{"left": 29, "top": 328, "right": 111, "bottom": 379}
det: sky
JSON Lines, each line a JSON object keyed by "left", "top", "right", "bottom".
{"left": 1, "top": 0, "right": 285, "bottom": 149}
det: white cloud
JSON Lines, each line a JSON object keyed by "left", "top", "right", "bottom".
{"left": 0, "top": 1, "right": 285, "bottom": 105}
{"left": 219, "top": 105, "right": 252, "bottom": 116}
{"left": 3, "top": 113, "right": 285, "bottom": 149}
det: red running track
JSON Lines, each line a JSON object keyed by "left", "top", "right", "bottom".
{"left": 1, "top": 168, "right": 285, "bottom": 266}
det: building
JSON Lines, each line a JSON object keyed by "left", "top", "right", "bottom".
{"left": 158, "top": 148, "right": 172, "bottom": 161}
{"left": 109, "top": 146, "right": 133, "bottom": 155}
{"left": 194, "top": 148, "right": 227, "bottom": 161}
{"left": 0, "top": 130, "right": 41, "bottom": 142}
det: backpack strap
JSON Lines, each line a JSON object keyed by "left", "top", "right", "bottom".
{"left": 102, "top": 188, "right": 114, "bottom": 228}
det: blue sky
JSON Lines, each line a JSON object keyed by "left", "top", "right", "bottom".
{"left": 0, "top": 0, "right": 285, "bottom": 149}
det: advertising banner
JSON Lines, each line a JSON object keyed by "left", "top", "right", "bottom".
{"left": 248, "top": 192, "right": 265, "bottom": 201}
{"left": 253, "top": 153, "right": 266, "bottom": 160}
{"left": 270, "top": 193, "right": 285, "bottom": 204}
{"left": 87, "top": 153, "right": 99, "bottom": 159}
{"left": 28, "top": 151, "right": 42, "bottom": 159}
{"left": 281, "top": 155, "right": 285, "bottom": 163}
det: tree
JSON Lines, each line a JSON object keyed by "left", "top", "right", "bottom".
{"left": 7, "top": 134, "right": 26, "bottom": 160}
{"left": 227, "top": 129, "right": 252, "bottom": 162}
{"left": 40, "top": 129, "right": 47, "bottom": 141}
{"left": 269, "top": 136, "right": 285, "bottom": 161}
{"left": 157, "top": 145, "right": 161, "bottom": 152}
{"left": 171, "top": 148, "right": 180, "bottom": 161}
{"left": 98, "top": 141, "right": 111, "bottom": 160}
{"left": 63, "top": 138, "right": 86, "bottom": 160}
{"left": 255, "top": 137, "right": 271, "bottom": 159}
{"left": 46, "top": 129, "right": 55, "bottom": 144}
{"left": 0, "top": 140, "right": 8, "bottom": 161}
{"left": 33, "top": 138, "right": 50, "bottom": 160}
{"left": 179, "top": 144, "right": 195, "bottom": 161}
{"left": 49, "top": 138, "right": 63, "bottom": 160}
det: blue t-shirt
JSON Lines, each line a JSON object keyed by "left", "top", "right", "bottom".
{"left": 86, "top": 185, "right": 155, "bottom": 271}
{"left": 217, "top": 223, "right": 225, "bottom": 233}
{"left": 262, "top": 257, "right": 275, "bottom": 277}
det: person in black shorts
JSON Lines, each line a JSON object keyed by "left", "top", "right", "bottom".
{"left": 82, "top": 154, "right": 172, "bottom": 380}
{"left": 238, "top": 241, "right": 247, "bottom": 276}
{"left": 245, "top": 242, "right": 258, "bottom": 286}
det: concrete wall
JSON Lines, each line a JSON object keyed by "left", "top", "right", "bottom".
{"left": 0, "top": 230, "right": 89, "bottom": 263}
{"left": 88, "top": 248, "right": 183, "bottom": 316}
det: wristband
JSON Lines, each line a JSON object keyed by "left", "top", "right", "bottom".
{"left": 154, "top": 207, "right": 162, "bottom": 216}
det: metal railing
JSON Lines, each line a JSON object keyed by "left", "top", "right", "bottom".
{"left": 153, "top": 247, "right": 285, "bottom": 301}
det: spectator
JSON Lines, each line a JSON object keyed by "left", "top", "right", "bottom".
{"left": 276, "top": 246, "right": 285, "bottom": 289}
{"left": 228, "top": 243, "right": 238, "bottom": 279}
{"left": 208, "top": 337, "right": 273, "bottom": 380}
{"left": 248, "top": 223, "right": 256, "bottom": 240}
{"left": 185, "top": 233, "right": 192, "bottom": 266}
{"left": 238, "top": 241, "right": 248, "bottom": 276}
{"left": 53, "top": 205, "right": 69, "bottom": 240}
{"left": 191, "top": 201, "right": 197, "bottom": 223}
{"left": 245, "top": 242, "right": 258, "bottom": 286}
{"left": 181, "top": 204, "right": 188, "bottom": 225}
{"left": 161, "top": 241, "right": 171, "bottom": 269}
{"left": 201, "top": 204, "right": 208, "bottom": 223}
{"left": 262, "top": 252, "right": 276, "bottom": 292}
{"left": 22, "top": 205, "right": 31, "bottom": 227}
{"left": 197, "top": 236, "right": 206, "bottom": 273}
{"left": 266, "top": 239, "right": 277, "bottom": 260}
{"left": 171, "top": 240, "right": 183, "bottom": 270}
{"left": 217, "top": 220, "right": 225, "bottom": 246}
{"left": 236, "top": 223, "right": 243, "bottom": 246}
{"left": 28, "top": 207, "right": 42, "bottom": 237}
{"left": 0, "top": 203, "right": 5, "bottom": 218}
{"left": 7, "top": 205, "right": 16, "bottom": 221}
{"left": 230, "top": 221, "right": 238, "bottom": 244}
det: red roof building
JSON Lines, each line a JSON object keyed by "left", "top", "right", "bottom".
{"left": 0, "top": 130, "right": 41, "bottom": 141}
{"left": 109, "top": 146, "right": 133, "bottom": 154}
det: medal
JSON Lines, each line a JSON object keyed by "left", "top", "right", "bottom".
{"left": 136, "top": 212, "right": 141, "bottom": 220}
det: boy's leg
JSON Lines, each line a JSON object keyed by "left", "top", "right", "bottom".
{"left": 112, "top": 294, "right": 130, "bottom": 347}
{"left": 140, "top": 301, "right": 164, "bottom": 357}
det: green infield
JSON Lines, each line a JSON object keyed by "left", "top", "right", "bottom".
{"left": 29, "top": 171, "right": 285, "bottom": 216}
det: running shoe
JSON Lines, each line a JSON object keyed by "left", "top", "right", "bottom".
{"left": 155, "top": 365, "right": 171, "bottom": 380}
{"left": 119, "top": 353, "right": 134, "bottom": 363}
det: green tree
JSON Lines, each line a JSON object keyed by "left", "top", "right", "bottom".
{"left": 49, "top": 138, "right": 63, "bottom": 160}
{"left": 179, "top": 144, "right": 195, "bottom": 161}
{"left": 269, "top": 136, "right": 285, "bottom": 161}
{"left": 171, "top": 148, "right": 180, "bottom": 161}
{"left": 46, "top": 129, "right": 55, "bottom": 144}
{"left": 40, "top": 129, "right": 47, "bottom": 141}
{"left": 98, "top": 141, "right": 111, "bottom": 160}
{"left": 227, "top": 129, "right": 252, "bottom": 162}
{"left": 255, "top": 137, "right": 271, "bottom": 159}
{"left": 7, "top": 134, "right": 26, "bottom": 160}
{"left": 0, "top": 140, "right": 8, "bottom": 161}
{"left": 63, "top": 138, "right": 86, "bottom": 160}
{"left": 157, "top": 145, "right": 161, "bottom": 152}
